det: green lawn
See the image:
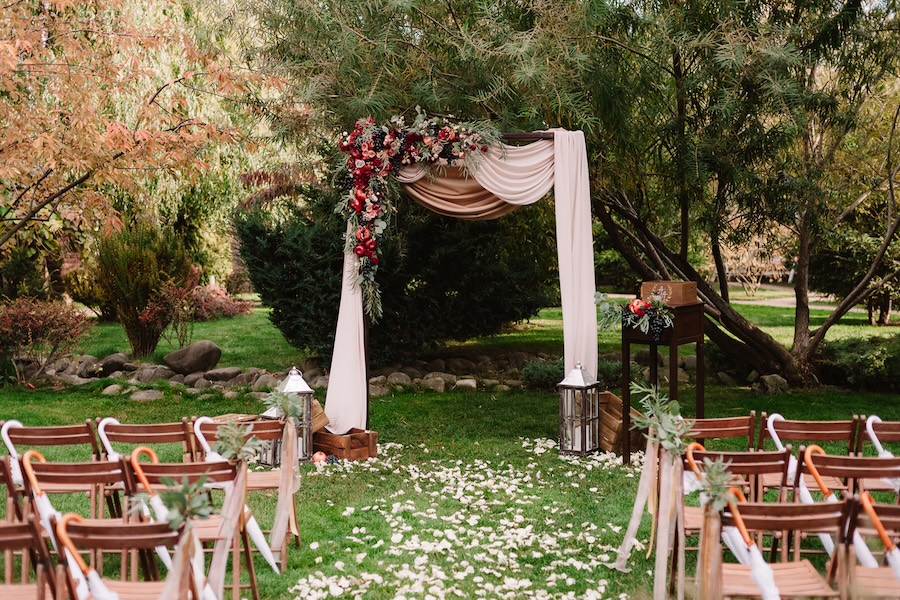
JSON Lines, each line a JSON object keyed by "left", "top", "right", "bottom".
{"left": 13, "top": 302, "right": 897, "bottom": 598}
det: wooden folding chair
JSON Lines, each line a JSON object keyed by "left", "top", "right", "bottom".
{"left": 193, "top": 417, "right": 301, "bottom": 565}
{"left": 126, "top": 448, "right": 259, "bottom": 600}
{"left": 0, "top": 516, "right": 55, "bottom": 599}
{"left": 54, "top": 513, "right": 192, "bottom": 600}
{"left": 848, "top": 494, "right": 900, "bottom": 598}
{"left": 855, "top": 415, "right": 900, "bottom": 493}
{"left": 757, "top": 414, "right": 858, "bottom": 496}
{"left": 797, "top": 446, "right": 900, "bottom": 500}
{"left": 96, "top": 418, "right": 195, "bottom": 463}
{"left": 687, "top": 411, "right": 756, "bottom": 450}
{"left": 719, "top": 498, "right": 853, "bottom": 598}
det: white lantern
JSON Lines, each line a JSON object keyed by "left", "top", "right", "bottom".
{"left": 259, "top": 366, "right": 314, "bottom": 463}
{"left": 558, "top": 363, "right": 602, "bottom": 455}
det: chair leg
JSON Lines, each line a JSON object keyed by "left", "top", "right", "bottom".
{"left": 240, "top": 524, "right": 260, "bottom": 600}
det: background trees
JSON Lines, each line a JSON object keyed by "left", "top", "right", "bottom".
{"left": 221, "top": 0, "right": 900, "bottom": 382}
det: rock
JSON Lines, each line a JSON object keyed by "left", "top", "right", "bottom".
{"left": 446, "top": 358, "right": 476, "bottom": 375}
{"left": 248, "top": 392, "right": 269, "bottom": 400}
{"left": 163, "top": 340, "right": 222, "bottom": 375}
{"left": 753, "top": 374, "right": 789, "bottom": 395}
{"left": 504, "top": 380, "right": 524, "bottom": 389}
{"left": 368, "top": 375, "right": 387, "bottom": 385}
{"left": 634, "top": 349, "right": 664, "bottom": 366}
{"left": 205, "top": 367, "right": 242, "bottom": 382}
{"left": 56, "top": 374, "right": 92, "bottom": 385}
{"left": 224, "top": 391, "right": 239, "bottom": 399}
{"left": 185, "top": 388, "right": 200, "bottom": 395}
{"left": 184, "top": 372, "right": 205, "bottom": 386}
{"left": 411, "top": 360, "right": 428, "bottom": 370}
{"left": 101, "top": 384, "right": 123, "bottom": 396}
{"left": 493, "top": 384, "right": 512, "bottom": 392}
{"left": 422, "top": 377, "right": 446, "bottom": 393}
{"left": 680, "top": 355, "right": 697, "bottom": 371}
{"left": 424, "top": 371, "right": 457, "bottom": 385}
{"left": 507, "top": 352, "right": 529, "bottom": 369}
{"left": 193, "top": 378, "right": 211, "bottom": 389}
{"left": 600, "top": 351, "right": 623, "bottom": 362}
{"left": 169, "top": 374, "right": 185, "bottom": 384}
{"left": 108, "top": 371, "right": 124, "bottom": 379}
{"left": 153, "top": 366, "right": 176, "bottom": 380}
{"left": 473, "top": 355, "right": 493, "bottom": 365}
{"left": 196, "top": 394, "right": 215, "bottom": 402}
{"left": 122, "top": 362, "right": 139, "bottom": 372}
{"left": 401, "top": 367, "right": 422, "bottom": 380}
{"left": 303, "top": 368, "right": 323, "bottom": 381}
{"left": 311, "top": 376, "right": 329, "bottom": 389}
{"left": 369, "top": 383, "right": 391, "bottom": 397}
{"left": 253, "top": 374, "right": 280, "bottom": 391}
{"left": 747, "top": 370, "right": 760, "bottom": 383}
{"left": 168, "top": 379, "right": 184, "bottom": 389}
{"left": 228, "top": 372, "right": 257, "bottom": 387}
{"left": 97, "top": 353, "right": 129, "bottom": 377}
{"left": 302, "top": 357, "right": 323, "bottom": 373}
{"left": 63, "top": 356, "right": 81, "bottom": 375}
{"left": 131, "top": 390, "right": 164, "bottom": 402}
{"left": 76, "top": 356, "right": 99, "bottom": 379}
{"left": 454, "top": 378, "right": 478, "bottom": 391}
{"left": 134, "top": 368, "right": 158, "bottom": 383}
{"left": 717, "top": 371, "right": 738, "bottom": 386}
{"left": 425, "top": 359, "right": 445, "bottom": 373}
{"left": 387, "top": 372, "right": 412, "bottom": 386}
{"left": 482, "top": 379, "right": 500, "bottom": 388}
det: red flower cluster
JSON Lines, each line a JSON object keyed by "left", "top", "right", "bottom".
{"left": 627, "top": 298, "right": 649, "bottom": 317}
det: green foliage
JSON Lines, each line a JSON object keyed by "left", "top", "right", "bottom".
{"left": 817, "top": 335, "right": 900, "bottom": 391}
{"left": 0, "top": 297, "right": 92, "bottom": 384}
{"left": 699, "top": 458, "right": 736, "bottom": 513}
{"left": 213, "top": 420, "right": 267, "bottom": 463}
{"left": 157, "top": 476, "right": 214, "bottom": 530}
{"left": 94, "top": 222, "right": 194, "bottom": 357}
{"left": 630, "top": 381, "right": 693, "bottom": 453}
{"left": 235, "top": 184, "right": 557, "bottom": 366}
{"left": 0, "top": 246, "right": 48, "bottom": 300}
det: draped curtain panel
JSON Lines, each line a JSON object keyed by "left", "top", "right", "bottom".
{"left": 324, "top": 130, "right": 598, "bottom": 434}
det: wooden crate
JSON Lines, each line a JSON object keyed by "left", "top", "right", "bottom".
{"left": 598, "top": 391, "right": 646, "bottom": 454}
{"left": 313, "top": 428, "right": 378, "bottom": 460}
{"left": 641, "top": 280, "right": 697, "bottom": 306}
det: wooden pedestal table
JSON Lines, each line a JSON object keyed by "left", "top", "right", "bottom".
{"left": 621, "top": 302, "right": 705, "bottom": 464}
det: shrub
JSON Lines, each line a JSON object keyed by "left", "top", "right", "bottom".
{"left": 95, "top": 222, "right": 194, "bottom": 357}
{"left": 817, "top": 335, "right": 900, "bottom": 390}
{"left": 0, "top": 298, "right": 92, "bottom": 384}
{"left": 189, "top": 285, "right": 252, "bottom": 321}
{"left": 235, "top": 185, "right": 557, "bottom": 366}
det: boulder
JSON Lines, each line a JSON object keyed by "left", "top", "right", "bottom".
{"left": 369, "top": 383, "right": 391, "bottom": 397}
{"left": 482, "top": 379, "right": 500, "bottom": 388}
{"left": 422, "top": 377, "right": 446, "bottom": 393}
{"left": 680, "top": 355, "right": 697, "bottom": 371}
{"left": 311, "top": 376, "right": 330, "bottom": 390}
{"left": 97, "top": 353, "right": 129, "bottom": 377}
{"left": 252, "top": 373, "right": 280, "bottom": 391}
{"left": 493, "top": 384, "right": 512, "bottom": 392}
{"left": 169, "top": 374, "right": 185, "bottom": 384}
{"left": 224, "top": 391, "right": 239, "bottom": 399}
{"left": 248, "top": 392, "right": 269, "bottom": 400}
{"left": 205, "top": 367, "right": 242, "bottom": 382}
{"left": 473, "top": 355, "right": 493, "bottom": 365}
{"left": 131, "top": 389, "right": 164, "bottom": 402}
{"left": 163, "top": 341, "right": 221, "bottom": 375}
{"left": 600, "top": 351, "right": 623, "bottom": 363}
{"left": 101, "top": 384, "right": 123, "bottom": 396}
{"left": 76, "top": 356, "right": 99, "bottom": 379}
{"left": 507, "top": 352, "right": 529, "bottom": 369}
{"left": 453, "top": 378, "right": 478, "bottom": 391}
{"left": 753, "top": 374, "right": 789, "bottom": 395}
{"left": 446, "top": 358, "right": 476, "bottom": 376}
{"left": 717, "top": 371, "right": 738, "bottom": 386}
{"left": 227, "top": 372, "right": 257, "bottom": 387}
{"left": 401, "top": 367, "right": 422, "bottom": 380}
{"left": 193, "top": 378, "right": 211, "bottom": 390}
{"left": 184, "top": 372, "right": 205, "bottom": 386}
{"left": 424, "top": 372, "right": 457, "bottom": 385}
{"left": 368, "top": 375, "right": 387, "bottom": 385}
{"left": 504, "top": 380, "right": 524, "bottom": 389}
{"left": 387, "top": 372, "right": 412, "bottom": 386}
{"left": 634, "top": 349, "right": 664, "bottom": 366}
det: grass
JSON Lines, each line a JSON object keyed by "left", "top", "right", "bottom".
{"left": 18, "top": 301, "right": 900, "bottom": 597}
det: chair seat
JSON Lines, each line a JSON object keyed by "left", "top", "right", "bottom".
{"left": 761, "top": 472, "right": 845, "bottom": 495}
{"left": 684, "top": 505, "right": 703, "bottom": 532}
{"left": 102, "top": 579, "right": 168, "bottom": 599}
{"left": 247, "top": 469, "right": 281, "bottom": 491}
{"left": 190, "top": 516, "right": 228, "bottom": 543}
{"left": 0, "top": 583, "right": 52, "bottom": 599}
{"left": 722, "top": 560, "right": 838, "bottom": 598}
{"left": 858, "top": 477, "right": 900, "bottom": 494}
{"left": 854, "top": 566, "right": 900, "bottom": 599}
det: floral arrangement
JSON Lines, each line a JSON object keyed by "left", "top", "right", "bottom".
{"left": 337, "top": 108, "right": 500, "bottom": 319}
{"left": 596, "top": 287, "right": 674, "bottom": 341}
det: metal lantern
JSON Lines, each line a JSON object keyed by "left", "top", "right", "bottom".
{"left": 558, "top": 362, "right": 602, "bottom": 455}
{"left": 259, "top": 366, "right": 315, "bottom": 464}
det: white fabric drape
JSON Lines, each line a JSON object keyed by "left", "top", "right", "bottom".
{"left": 324, "top": 130, "right": 598, "bottom": 434}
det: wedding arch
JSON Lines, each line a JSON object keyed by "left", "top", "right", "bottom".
{"left": 324, "top": 115, "right": 599, "bottom": 434}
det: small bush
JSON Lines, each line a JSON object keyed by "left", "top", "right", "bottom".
{"left": 817, "top": 335, "right": 900, "bottom": 390}
{"left": 189, "top": 285, "right": 252, "bottom": 321}
{"left": 0, "top": 298, "right": 92, "bottom": 384}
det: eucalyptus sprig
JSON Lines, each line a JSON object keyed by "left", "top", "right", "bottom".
{"left": 629, "top": 381, "right": 694, "bottom": 453}
{"left": 130, "top": 475, "right": 213, "bottom": 530}
{"left": 698, "top": 458, "right": 737, "bottom": 512}
{"left": 263, "top": 390, "right": 305, "bottom": 420}
{"left": 213, "top": 420, "right": 267, "bottom": 464}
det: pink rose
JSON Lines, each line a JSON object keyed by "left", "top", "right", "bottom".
{"left": 627, "top": 298, "right": 648, "bottom": 317}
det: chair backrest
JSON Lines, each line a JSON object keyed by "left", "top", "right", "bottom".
{"left": 97, "top": 418, "right": 195, "bottom": 462}
{"left": 687, "top": 412, "right": 756, "bottom": 449}
{"left": 798, "top": 447, "right": 900, "bottom": 496}
{"left": 126, "top": 459, "right": 238, "bottom": 492}
{"left": 687, "top": 447, "right": 792, "bottom": 501}
{"left": 2, "top": 420, "right": 101, "bottom": 460}
{"left": 192, "top": 417, "right": 285, "bottom": 461}
{"left": 855, "top": 415, "right": 900, "bottom": 454}
{"left": 22, "top": 455, "right": 128, "bottom": 519}
{"left": 757, "top": 413, "right": 858, "bottom": 455}
{"left": 0, "top": 516, "right": 54, "bottom": 591}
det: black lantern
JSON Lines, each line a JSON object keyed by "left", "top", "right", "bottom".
{"left": 558, "top": 362, "right": 602, "bottom": 455}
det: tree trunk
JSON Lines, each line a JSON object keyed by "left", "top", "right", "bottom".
{"left": 673, "top": 47, "right": 689, "bottom": 263}
{"left": 792, "top": 210, "right": 812, "bottom": 356}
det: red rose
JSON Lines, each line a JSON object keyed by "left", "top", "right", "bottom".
{"left": 355, "top": 227, "right": 371, "bottom": 242}
{"left": 370, "top": 256, "right": 380, "bottom": 265}
{"left": 480, "top": 145, "right": 488, "bottom": 152}
{"left": 354, "top": 244, "right": 366, "bottom": 256}
{"left": 355, "top": 188, "right": 367, "bottom": 201}
{"left": 365, "top": 238, "right": 377, "bottom": 251}
{"left": 627, "top": 298, "right": 648, "bottom": 317}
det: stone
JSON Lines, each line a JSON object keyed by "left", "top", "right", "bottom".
{"left": 747, "top": 370, "right": 760, "bottom": 383}
{"left": 717, "top": 371, "right": 738, "bottom": 386}
{"left": 424, "top": 372, "right": 457, "bottom": 385}
{"left": 411, "top": 360, "right": 428, "bottom": 370}
{"left": 482, "top": 379, "right": 500, "bottom": 388}
{"left": 454, "top": 378, "right": 478, "bottom": 391}
{"left": 368, "top": 375, "right": 387, "bottom": 385}
{"left": 507, "top": 352, "right": 529, "bottom": 369}
{"left": 253, "top": 374, "right": 280, "bottom": 391}
{"left": 56, "top": 374, "right": 92, "bottom": 385}
{"left": 224, "top": 391, "right": 239, "bottom": 399}
{"left": 101, "top": 384, "right": 123, "bottom": 396}
{"left": 196, "top": 394, "right": 215, "bottom": 402}
{"left": 131, "top": 389, "right": 164, "bottom": 402}
{"left": 228, "top": 372, "right": 257, "bottom": 387}
{"left": 62, "top": 356, "right": 81, "bottom": 375}
{"left": 248, "top": 392, "right": 269, "bottom": 400}
{"left": 76, "top": 356, "right": 99, "bottom": 379}
{"left": 425, "top": 359, "right": 445, "bottom": 373}
{"left": 600, "top": 351, "right": 623, "bottom": 363}
{"left": 97, "top": 353, "right": 129, "bottom": 377}
{"left": 302, "top": 357, "right": 323, "bottom": 373}
{"left": 205, "top": 367, "right": 242, "bottom": 382}
{"left": 108, "top": 371, "right": 124, "bottom": 379}
{"left": 153, "top": 366, "right": 176, "bottom": 380}
{"left": 753, "top": 374, "right": 789, "bottom": 395}
{"left": 493, "top": 384, "right": 512, "bottom": 392}
{"left": 184, "top": 372, "right": 205, "bottom": 386}
{"left": 446, "top": 358, "right": 477, "bottom": 376}
{"left": 504, "top": 380, "right": 524, "bottom": 389}
{"left": 134, "top": 368, "right": 158, "bottom": 383}
{"left": 422, "top": 377, "right": 446, "bottom": 393}
{"left": 369, "top": 383, "right": 391, "bottom": 397}
{"left": 169, "top": 374, "right": 185, "bottom": 384}
{"left": 401, "top": 367, "right": 422, "bottom": 380}
{"left": 193, "top": 378, "right": 211, "bottom": 390}
{"left": 311, "top": 376, "right": 330, "bottom": 389}
{"left": 185, "top": 388, "right": 200, "bottom": 395}
{"left": 680, "top": 355, "right": 697, "bottom": 371}
{"left": 168, "top": 379, "right": 184, "bottom": 389}
{"left": 473, "top": 355, "right": 492, "bottom": 365}
{"left": 122, "top": 362, "right": 139, "bottom": 372}
{"left": 303, "top": 368, "right": 323, "bottom": 381}
{"left": 387, "top": 372, "right": 412, "bottom": 386}
{"left": 634, "top": 349, "right": 664, "bottom": 366}
{"left": 163, "top": 340, "right": 222, "bottom": 375}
